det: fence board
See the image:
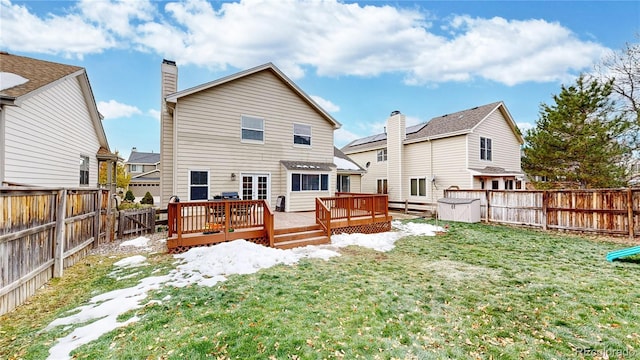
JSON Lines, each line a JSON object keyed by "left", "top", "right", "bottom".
{"left": 445, "top": 188, "right": 640, "bottom": 239}
{"left": 0, "top": 187, "right": 112, "bottom": 315}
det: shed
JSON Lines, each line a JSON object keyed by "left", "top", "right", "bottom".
{"left": 438, "top": 198, "right": 481, "bottom": 223}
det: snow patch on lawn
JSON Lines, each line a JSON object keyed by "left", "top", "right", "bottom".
{"left": 45, "top": 221, "right": 444, "bottom": 359}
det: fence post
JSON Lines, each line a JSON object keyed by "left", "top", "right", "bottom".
{"left": 93, "top": 190, "right": 102, "bottom": 245}
{"left": 542, "top": 191, "right": 548, "bottom": 231}
{"left": 53, "top": 189, "right": 67, "bottom": 277}
{"left": 404, "top": 199, "right": 408, "bottom": 214}
{"left": 485, "top": 190, "right": 491, "bottom": 222}
{"left": 628, "top": 188, "right": 635, "bottom": 240}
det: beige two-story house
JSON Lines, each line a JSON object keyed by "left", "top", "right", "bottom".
{"left": 160, "top": 60, "right": 341, "bottom": 211}
{"left": 342, "top": 101, "right": 525, "bottom": 204}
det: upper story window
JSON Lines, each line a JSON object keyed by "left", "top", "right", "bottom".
{"left": 130, "top": 164, "right": 142, "bottom": 173}
{"left": 189, "top": 170, "right": 209, "bottom": 200}
{"left": 241, "top": 115, "right": 264, "bottom": 143}
{"left": 79, "top": 156, "right": 89, "bottom": 186}
{"left": 480, "top": 137, "right": 492, "bottom": 161}
{"left": 377, "top": 148, "right": 387, "bottom": 162}
{"left": 293, "top": 123, "right": 311, "bottom": 146}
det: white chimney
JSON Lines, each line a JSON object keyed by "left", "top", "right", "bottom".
{"left": 386, "top": 110, "right": 405, "bottom": 202}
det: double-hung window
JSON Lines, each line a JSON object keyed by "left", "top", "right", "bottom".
{"left": 241, "top": 115, "right": 264, "bottom": 143}
{"left": 79, "top": 156, "right": 89, "bottom": 186}
{"left": 480, "top": 137, "right": 492, "bottom": 161}
{"left": 130, "top": 164, "right": 142, "bottom": 173}
{"left": 410, "top": 178, "right": 426, "bottom": 196}
{"left": 293, "top": 123, "right": 311, "bottom": 146}
{"left": 291, "top": 173, "right": 329, "bottom": 191}
{"left": 189, "top": 170, "right": 209, "bottom": 200}
{"left": 377, "top": 149, "right": 387, "bottom": 162}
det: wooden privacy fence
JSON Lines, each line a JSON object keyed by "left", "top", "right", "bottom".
{"left": 118, "top": 208, "right": 156, "bottom": 237}
{"left": 444, "top": 188, "right": 640, "bottom": 239}
{"left": 0, "top": 187, "right": 111, "bottom": 315}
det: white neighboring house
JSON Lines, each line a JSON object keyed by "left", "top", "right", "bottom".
{"left": 125, "top": 147, "right": 161, "bottom": 202}
{"left": 342, "top": 102, "right": 525, "bottom": 204}
{"left": 0, "top": 52, "right": 116, "bottom": 187}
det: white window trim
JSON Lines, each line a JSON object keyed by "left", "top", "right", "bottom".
{"left": 377, "top": 148, "right": 387, "bottom": 162}
{"left": 239, "top": 172, "right": 271, "bottom": 203}
{"left": 79, "top": 155, "right": 90, "bottom": 186}
{"left": 293, "top": 123, "right": 312, "bottom": 148}
{"left": 410, "top": 177, "right": 427, "bottom": 197}
{"left": 480, "top": 136, "right": 492, "bottom": 161}
{"left": 376, "top": 178, "right": 388, "bottom": 194}
{"left": 188, "top": 169, "right": 210, "bottom": 201}
{"left": 290, "top": 172, "right": 330, "bottom": 192}
{"left": 130, "top": 164, "right": 142, "bottom": 173}
{"left": 240, "top": 114, "right": 265, "bottom": 144}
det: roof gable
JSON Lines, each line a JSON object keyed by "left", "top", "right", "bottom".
{"left": 342, "top": 101, "right": 522, "bottom": 153}
{"left": 127, "top": 151, "right": 161, "bottom": 164}
{"left": 0, "top": 52, "right": 111, "bottom": 153}
{"left": 165, "top": 63, "right": 341, "bottom": 129}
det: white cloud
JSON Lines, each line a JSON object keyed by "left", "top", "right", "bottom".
{"left": 1, "top": 0, "right": 611, "bottom": 86}
{"left": 147, "top": 109, "right": 161, "bottom": 121}
{"left": 97, "top": 100, "right": 142, "bottom": 119}
{"left": 517, "top": 122, "right": 534, "bottom": 132}
{"left": 0, "top": 0, "right": 115, "bottom": 58}
{"left": 311, "top": 95, "right": 340, "bottom": 113}
{"left": 334, "top": 127, "right": 364, "bottom": 148}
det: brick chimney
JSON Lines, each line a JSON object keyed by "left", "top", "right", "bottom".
{"left": 386, "top": 110, "right": 405, "bottom": 202}
{"left": 160, "top": 59, "right": 177, "bottom": 205}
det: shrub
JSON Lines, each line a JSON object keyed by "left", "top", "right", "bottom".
{"left": 141, "top": 192, "right": 154, "bottom": 205}
{"left": 124, "top": 190, "right": 135, "bottom": 202}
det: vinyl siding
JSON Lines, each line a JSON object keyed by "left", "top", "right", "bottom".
{"left": 431, "top": 135, "right": 469, "bottom": 200}
{"left": 348, "top": 148, "right": 387, "bottom": 194}
{"left": 3, "top": 76, "right": 100, "bottom": 187}
{"left": 403, "top": 141, "right": 435, "bottom": 202}
{"left": 468, "top": 110, "right": 522, "bottom": 171}
{"left": 170, "top": 70, "right": 335, "bottom": 211}
{"left": 349, "top": 174, "right": 361, "bottom": 193}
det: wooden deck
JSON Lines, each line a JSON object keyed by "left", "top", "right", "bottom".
{"left": 167, "top": 194, "right": 392, "bottom": 253}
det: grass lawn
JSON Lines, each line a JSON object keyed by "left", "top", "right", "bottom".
{"left": 1, "top": 220, "right": 639, "bottom": 359}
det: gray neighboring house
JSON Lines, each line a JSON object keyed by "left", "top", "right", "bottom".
{"left": 126, "top": 147, "right": 160, "bottom": 201}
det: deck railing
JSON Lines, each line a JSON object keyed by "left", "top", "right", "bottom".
{"left": 318, "top": 193, "right": 390, "bottom": 230}
{"left": 168, "top": 199, "right": 269, "bottom": 239}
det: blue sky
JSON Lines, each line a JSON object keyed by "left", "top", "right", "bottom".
{"left": 1, "top": 0, "right": 638, "bottom": 161}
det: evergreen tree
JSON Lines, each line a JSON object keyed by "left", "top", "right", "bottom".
{"left": 140, "top": 192, "right": 154, "bottom": 205}
{"left": 522, "top": 75, "right": 631, "bottom": 189}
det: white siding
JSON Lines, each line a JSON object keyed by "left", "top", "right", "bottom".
{"left": 468, "top": 109, "right": 522, "bottom": 171}
{"left": 170, "top": 70, "right": 335, "bottom": 211}
{"left": 4, "top": 76, "right": 101, "bottom": 187}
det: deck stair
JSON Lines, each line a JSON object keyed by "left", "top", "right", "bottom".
{"left": 273, "top": 224, "right": 330, "bottom": 249}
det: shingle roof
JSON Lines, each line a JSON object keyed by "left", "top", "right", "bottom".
{"left": 334, "top": 147, "right": 366, "bottom": 173}
{"left": 127, "top": 151, "right": 161, "bottom": 164}
{"left": 342, "top": 101, "right": 509, "bottom": 154}
{"left": 0, "top": 52, "right": 83, "bottom": 98}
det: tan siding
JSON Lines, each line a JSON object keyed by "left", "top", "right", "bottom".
{"left": 4, "top": 76, "right": 101, "bottom": 187}
{"left": 431, "top": 135, "right": 470, "bottom": 200}
{"left": 171, "top": 70, "right": 335, "bottom": 209}
{"left": 403, "top": 141, "right": 435, "bottom": 202}
{"left": 468, "top": 110, "right": 522, "bottom": 171}
{"left": 348, "top": 149, "right": 386, "bottom": 194}
{"left": 349, "top": 174, "right": 362, "bottom": 193}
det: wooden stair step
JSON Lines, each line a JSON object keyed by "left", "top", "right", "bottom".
{"left": 273, "top": 236, "right": 330, "bottom": 249}
{"left": 274, "top": 229, "right": 326, "bottom": 243}
{"left": 274, "top": 224, "right": 322, "bottom": 236}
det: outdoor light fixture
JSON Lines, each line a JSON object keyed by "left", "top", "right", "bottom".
{"left": 231, "top": 173, "right": 236, "bottom": 180}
